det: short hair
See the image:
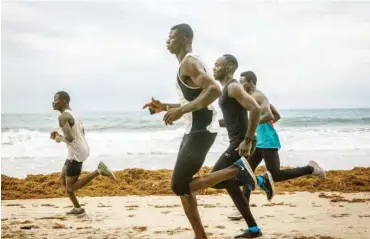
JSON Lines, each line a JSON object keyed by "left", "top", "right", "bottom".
{"left": 56, "top": 91, "right": 70, "bottom": 104}
{"left": 223, "top": 54, "right": 238, "bottom": 72}
{"left": 240, "top": 71, "right": 257, "bottom": 86}
{"left": 171, "top": 23, "right": 194, "bottom": 39}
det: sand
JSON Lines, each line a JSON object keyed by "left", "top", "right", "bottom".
{"left": 2, "top": 167, "right": 370, "bottom": 238}
{"left": 2, "top": 192, "right": 370, "bottom": 239}
{"left": 2, "top": 167, "right": 370, "bottom": 200}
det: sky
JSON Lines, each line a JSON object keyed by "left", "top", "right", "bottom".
{"left": 2, "top": 1, "right": 370, "bottom": 113}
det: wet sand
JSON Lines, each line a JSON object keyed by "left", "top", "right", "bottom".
{"left": 2, "top": 167, "right": 370, "bottom": 200}
{"left": 2, "top": 192, "right": 370, "bottom": 239}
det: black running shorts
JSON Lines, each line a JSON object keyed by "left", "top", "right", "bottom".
{"left": 171, "top": 130, "right": 217, "bottom": 196}
{"left": 64, "top": 159, "right": 83, "bottom": 177}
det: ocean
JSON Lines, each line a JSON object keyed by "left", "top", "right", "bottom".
{"left": 2, "top": 108, "right": 370, "bottom": 178}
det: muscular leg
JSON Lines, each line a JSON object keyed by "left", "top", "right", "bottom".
{"left": 263, "top": 149, "right": 313, "bottom": 182}
{"left": 190, "top": 141, "right": 258, "bottom": 193}
{"left": 180, "top": 195, "right": 206, "bottom": 239}
{"left": 66, "top": 171, "right": 100, "bottom": 192}
{"left": 227, "top": 182, "right": 257, "bottom": 227}
{"left": 212, "top": 147, "right": 257, "bottom": 225}
{"left": 65, "top": 175, "right": 81, "bottom": 208}
{"left": 171, "top": 131, "right": 217, "bottom": 239}
{"left": 189, "top": 166, "right": 239, "bottom": 192}
{"left": 212, "top": 146, "right": 262, "bottom": 237}
{"left": 65, "top": 160, "right": 114, "bottom": 193}
{"left": 60, "top": 165, "right": 80, "bottom": 208}
{"left": 64, "top": 160, "right": 115, "bottom": 211}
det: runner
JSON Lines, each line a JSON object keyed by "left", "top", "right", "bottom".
{"left": 212, "top": 55, "right": 276, "bottom": 238}
{"left": 143, "top": 24, "right": 259, "bottom": 239}
{"left": 51, "top": 91, "right": 116, "bottom": 215}
{"left": 226, "top": 71, "right": 326, "bottom": 225}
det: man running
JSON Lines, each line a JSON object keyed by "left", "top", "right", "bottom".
{"left": 212, "top": 55, "right": 276, "bottom": 238}
{"left": 143, "top": 24, "right": 259, "bottom": 239}
{"left": 51, "top": 91, "right": 116, "bottom": 215}
{"left": 226, "top": 71, "right": 326, "bottom": 225}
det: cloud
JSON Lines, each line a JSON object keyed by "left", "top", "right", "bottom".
{"left": 2, "top": 1, "right": 370, "bottom": 113}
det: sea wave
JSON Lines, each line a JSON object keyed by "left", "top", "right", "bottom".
{"left": 2, "top": 116, "right": 370, "bottom": 133}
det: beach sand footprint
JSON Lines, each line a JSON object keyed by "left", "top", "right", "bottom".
{"left": 132, "top": 226, "right": 147, "bottom": 232}
{"left": 41, "top": 203, "right": 58, "bottom": 207}
{"left": 198, "top": 203, "right": 217, "bottom": 208}
{"left": 125, "top": 205, "right": 139, "bottom": 211}
{"left": 331, "top": 213, "right": 350, "bottom": 218}
{"left": 52, "top": 222, "right": 68, "bottom": 229}
{"left": 262, "top": 202, "right": 296, "bottom": 207}
{"left": 36, "top": 216, "right": 67, "bottom": 221}
{"left": 5, "top": 203, "right": 25, "bottom": 208}
{"left": 20, "top": 225, "right": 39, "bottom": 230}
{"left": 154, "top": 227, "right": 191, "bottom": 235}
{"left": 151, "top": 204, "right": 180, "bottom": 208}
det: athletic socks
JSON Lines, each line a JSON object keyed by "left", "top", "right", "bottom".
{"left": 248, "top": 226, "right": 260, "bottom": 233}
{"left": 257, "top": 175, "right": 264, "bottom": 186}
{"left": 235, "top": 225, "right": 263, "bottom": 238}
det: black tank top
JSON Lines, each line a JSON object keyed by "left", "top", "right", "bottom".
{"left": 218, "top": 79, "right": 248, "bottom": 145}
{"left": 177, "top": 75, "right": 213, "bottom": 132}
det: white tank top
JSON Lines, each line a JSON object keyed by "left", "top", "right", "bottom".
{"left": 64, "top": 109, "right": 90, "bottom": 162}
{"left": 176, "top": 53, "right": 218, "bottom": 134}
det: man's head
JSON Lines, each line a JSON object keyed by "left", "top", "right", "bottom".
{"left": 166, "top": 23, "right": 193, "bottom": 54}
{"left": 53, "top": 91, "right": 70, "bottom": 111}
{"left": 213, "top": 54, "right": 239, "bottom": 81}
{"left": 239, "top": 71, "right": 257, "bottom": 92}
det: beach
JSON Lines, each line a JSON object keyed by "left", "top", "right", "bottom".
{"left": 2, "top": 192, "right": 370, "bottom": 239}
{"left": 2, "top": 109, "right": 370, "bottom": 238}
{"left": 3, "top": 0, "right": 370, "bottom": 237}
{"left": 2, "top": 167, "right": 370, "bottom": 238}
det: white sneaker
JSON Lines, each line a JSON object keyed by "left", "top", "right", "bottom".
{"left": 97, "top": 161, "right": 116, "bottom": 180}
{"left": 309, "top": 160, "right": 326, "bottom": 180}
{"left": 227, "top": 210, "right": 243, "bottom": 221}
{"left": 66, "top": 207, "right": 85, "bottom": 215}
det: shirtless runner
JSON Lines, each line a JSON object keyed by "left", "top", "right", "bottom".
{"left": 225, "top": 71, "right": 326, "bottom": 229}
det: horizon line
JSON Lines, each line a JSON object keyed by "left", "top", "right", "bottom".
{"left": 2, "top": 107, "right": 370, "bottom": 115}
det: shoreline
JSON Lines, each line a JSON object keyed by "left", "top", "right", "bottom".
{"left": 2, "top": 192, "right": 370, "bottom": 238}
{"left": 2, "top": 166, "right": 370, "bottom": 200}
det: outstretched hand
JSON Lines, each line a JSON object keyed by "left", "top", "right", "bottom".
{"left": 142, "top": 97, "right": 164, "bottom": 115}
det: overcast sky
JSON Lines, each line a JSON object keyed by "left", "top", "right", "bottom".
{"left": 2, "top": 1, "right": 370, "bottom": 113}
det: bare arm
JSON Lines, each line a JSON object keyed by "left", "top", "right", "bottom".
{"left": 228, "top": 83, "right": 261, "bottom": 139}
{"left": 57, "top": 113, "right": 74, "bottom": 143}
{"left": 270, "top": 104, "right": 281, "bottom": 123}
{"left": 252, "top": 92, "right": 274, "bottom": 124}
{"left": 179, "top": 57, "right": 221, "bottom": 114}
{"left": 143, "top": 97, "right": 181, "bottom": 114}
{"left": 162, "top": 103, "right": 182, "bottom": 111}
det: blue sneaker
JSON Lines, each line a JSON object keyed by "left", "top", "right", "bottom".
{"left": 234, "top": 158, "right": 257, "bottom": 191}
{"left": 234, "top": 228, "right": 263, "bottom": 238}
{"left": 256, "top": 171, "right": 275, "bottom": 201}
